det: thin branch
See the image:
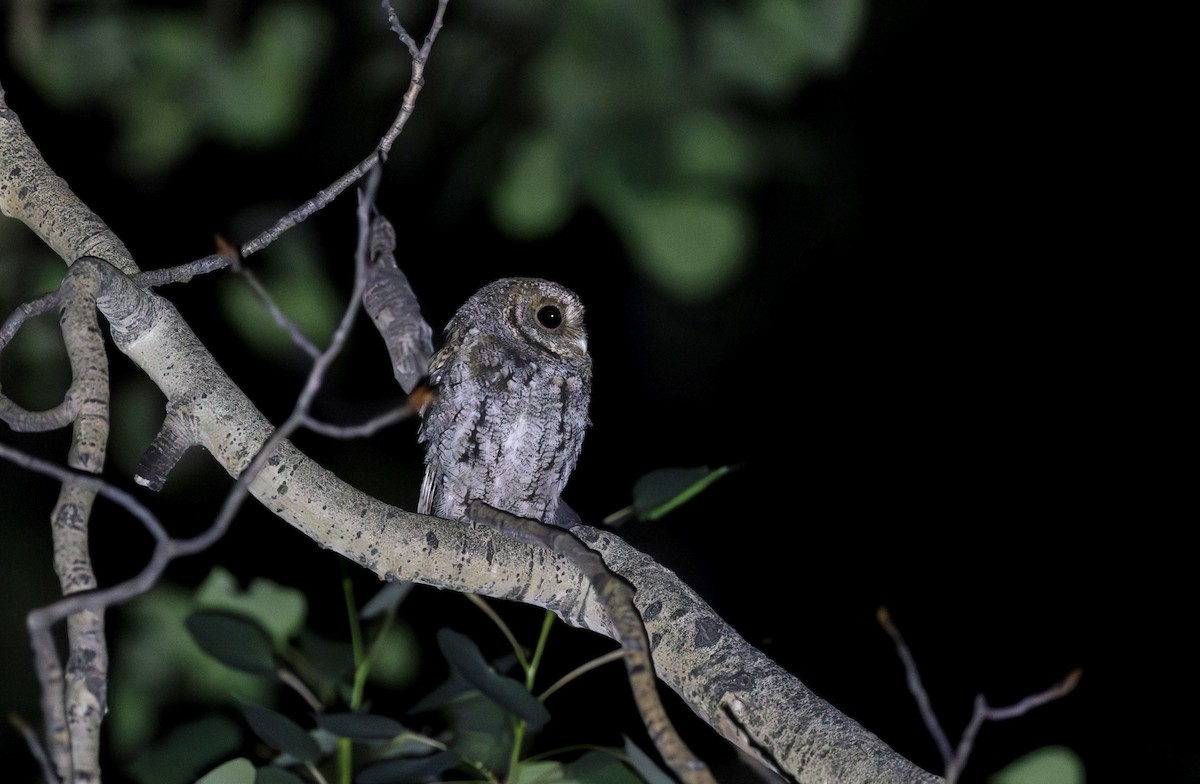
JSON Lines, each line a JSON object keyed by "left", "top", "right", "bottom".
{"left": 8, "top": 711, "right": 58, "bottom": 784}
{"left": 0, "top": 289, "right": 59, "bottom": 350}
{"left": 945, "top": 669, "right": 1082, "bottom": 782}
{"left": 982, "top": 668, "right": 1082, "bottom": 722}
{"left": 239, "top": 0, "right": 450, "bottom": 259}
{"left": 173, "top": 165, "right": 388, "bottom": 558}
{"left": 466, "top": 593, "right": 531, "bottom": 673}
{"left": 538, "top": 649, "right": 625, "bottom": 703}
{"left": 876, "top": 607, "right": 954, "bottom": 764}
{"left": 0, "top": 165, "right": 387, "bottom": 784}
{"left": 299, "top": 404, "right": 417, "bottom": 439}
{"left": 878, "top": 606, "right": 1081, "bottom": 784}
{"left": 230, "top": 259, "right": 322, "bottom": 360}
{"left": 132, "top": 253, "right": 231, "bottom": 288}
{"left": 278, "top": 668, "right": 325, "bottom": 714}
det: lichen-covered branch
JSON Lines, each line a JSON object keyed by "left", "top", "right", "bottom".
{"left": 0, "top": 88, "right": 122, "bottom": 780}
{"left": 0, "top": 86, "right": 137, "bottom": 275}
{"left": 1, "top": 11, "right": 943, "bottom": 783}
{"left": 465, "top": 501, "right": 716, "bottom": 784}
{"left": 6, "top": 235, "right": 942, "bottom": 784}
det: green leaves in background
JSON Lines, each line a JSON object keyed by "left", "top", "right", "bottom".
{"left": 218, "top": 221, "right": 343, "bottom": 357}
{"left": 12, "top": 0, "right": 865, "bottom": 303}
{"left": 186, "top": 611, "right": 278, "bottom": 677}
{"left": 357, "top": 750, "right": 461, "bottom": 784}
{"left": 990, "top": 745, "right": 1086, "bottom": 784}
{"left": 195, "top": 566, "right": 308, "bottom": 647}
{"left": 632, "top": 465, "right": 737, "bottom": 521}
{"left": 126, "top": 715, "right": 243, "bottom": 784}
{"left": 564, "top": 750, "right": 647, "bottom": 784}
{"left": 108, "top": 581, "right": 274, "bottom": 761}
{"left": 194, "top": 757, "right": 256, "bottom": 784}
{"left": 13, "top": 2, "right": 333, "bottom": 175}
{"left": 193, "top": 757, "right": 306, "bottom": 784}
{"left": 621, "top": 736, "right": 677, "bottom": 784}
{"left": 489, "top": 0, "right": 866, "bottom": 301}
{"left": 111, "top": 566, "right": 423, "bottom": 782}
{"left": 436, "top": 628, "right": 551, "bottom": 731}
{"left": 313, "top": 711, "right": 406, "bottom": 741}
{"left": 241, "top": 703, "right": 322, "bottom": 762}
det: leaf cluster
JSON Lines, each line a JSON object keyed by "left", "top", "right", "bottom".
{"left": 110, "top": 468, "right": 734, "bottom": 784}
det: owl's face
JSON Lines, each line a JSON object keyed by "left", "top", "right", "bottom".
{"left": 458, "top": 277, "right": 591, "bottom": 368}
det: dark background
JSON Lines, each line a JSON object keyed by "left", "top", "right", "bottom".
{"left": 1, "top": 1, "right": 1181, "bottom": 782}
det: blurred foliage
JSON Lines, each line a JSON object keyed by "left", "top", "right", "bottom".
{"left": 990, "top": 745, "right": 1086, "bottom": 784}
{"left": 493, "top": 0, "right": 864, "bottom": 300}
{"left": 0, "top": 221, "right": 72, "bottom": 406}
{"left": 629, "top": 464, "right": 737, "bottom": 521}
{"left": 110, "top": 564, "right": 663, "bottom": 784}
{"left": 8, "top": 0, "right": 333, "bottom": 176}
{"left": 217, "top": 219, "right": 343, "bottom": 356}
{"left": 6, "top": 0, "right": 864, "bottom": 302}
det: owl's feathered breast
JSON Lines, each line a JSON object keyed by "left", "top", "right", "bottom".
{"left": 418, "top": 317, "right": 592, "bottom": 526}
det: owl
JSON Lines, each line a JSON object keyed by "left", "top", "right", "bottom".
{"left": 417, "top": 278, "right": 592, "bottom": 529}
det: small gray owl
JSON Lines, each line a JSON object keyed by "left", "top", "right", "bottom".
{"left": 417, "top": 278, "right": 592, "bottom": 528}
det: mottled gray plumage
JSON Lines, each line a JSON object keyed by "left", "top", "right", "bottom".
{"left": 417, "top": 278, "right": 592, "bottom": 528}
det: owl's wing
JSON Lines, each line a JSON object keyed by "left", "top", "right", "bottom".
{"left": 417, "top": 464, "right": 439, "bottom": 517}
{"left": 552, "top": 498, "right": 582, "bottom": 529}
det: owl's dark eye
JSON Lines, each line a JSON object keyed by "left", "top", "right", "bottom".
{"left": 537, "top": 305, "right": 563, "bottom": 329}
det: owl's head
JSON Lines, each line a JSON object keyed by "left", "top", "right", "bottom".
{"left": 457, "top": 277, "right": 590, "bottom": 364}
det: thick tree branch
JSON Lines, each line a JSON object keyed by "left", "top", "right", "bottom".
{"left": 2, "top": 213, "right": 941, "bottom": 784}
{"left": 0, "top": 11, "right": 944, "bottom": 780}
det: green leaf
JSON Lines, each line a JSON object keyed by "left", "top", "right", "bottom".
{"left": 437, "top": 629, "right": 551, "bottom": 731}
{"left": 210, "top": 4, "right": 332, "bottom": 145}
{"left": 361, "top": 581, "right": 413, "bottom": 619}
{"left": 218, "top": 221, "right": 341, "bottom": 356}
{"left": 313, "top": 712, "right": 406, "bottom": 741}
{"left": 446, "top": 714, "right": 513, "bottom": 773}
{"left": 621, "top": 736, "right": 676, "bottom": 784}
{"left": 126, "top": 715, "right": 243, "bottom": 784}
{"left": 698, "top": 0, "right": 864, "bottom": 100}
{"left": 564, "top": 751, "right": 643, "bottom": 784}
{"left": 492, "top": 132, "right": 577, "bottom": 238}
{"left": 632, "top": 466, "right": 737, "bottom": 521}
{"left": 669, "top": 112, "right": 755, "bottom": 183}
{"left": 195, "top": 567, "right": 307, "bottom": 647}
{"left": 614, "top": 192, "right": 751, "bottom": 303}
{"left": 110, "top": 587, "right": 272, "bottom": 755}
{"left": 195, "top": 758, "right": 256, "bottom": 784}
{"left": 511, "top": 760, "right": 567, "bottom": 783}
{"left": 407, "top": 670, "right": 473, "bottom": 715}
{"left": 293, "top": 628, "right": 355, "bottom": 691}
{"left": 365, "top": 622, "right": 421, "bottom": 689}
{"left": 254, "top": 769, "right": 306, "bottom": 784}
{"left": 186, "top": 611, "right": 277, "bottom": 676}
{"left": 241, "top": 704, "right": 321, "bottom": 763}
{"left": 990, "top": 745, "right": 1086, "bottom": 784}
{"left": 357, "top": 750, "right": 460, "bottom": 784}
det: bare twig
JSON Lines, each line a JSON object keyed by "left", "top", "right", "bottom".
{"left": 876, "top": 607, "right": 954, "bottom": 765}
{"left": 537, "top": 649, "right": 625, "bottom": 703}
{"left": 8, "top": 711, "right": 57, "bottom": 784}
{"left": 132, "top": 254, "right": 231, "bottom": 288}
{"left": 299, "top": 404, "right": 418, "bottom": 439}
{"left": 878, "top": 606, "right": 1081, "bottom": 784}
{"left": 0, "top": 163, "right": 388, "bottom": 783}
{"left": 230, "top": 259, "right": 322, "bottom": 359}
{"left": 466, "top": 501, "right": 717, "bottom": 784}
{"left": 238, "top": 0, "right": 450, "bottom": 259}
